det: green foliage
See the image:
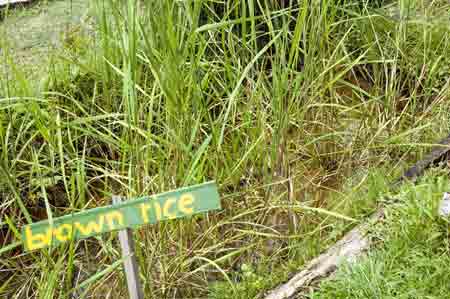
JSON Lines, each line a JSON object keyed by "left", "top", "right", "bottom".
{"left": 1, "top": 0, "right": 450, "bottom": 297}
{"left": 209, "top": 263, "right": 274, "bottom": 299}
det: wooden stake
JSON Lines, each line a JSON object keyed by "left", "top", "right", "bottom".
{"left": 112, "top": 196, "right": 144, "bottom": 299}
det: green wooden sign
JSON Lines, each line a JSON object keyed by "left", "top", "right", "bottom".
{"left": 22, "top": 181, "right": 221, "bottom": 251}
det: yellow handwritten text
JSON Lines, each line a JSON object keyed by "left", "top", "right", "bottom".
{"left": 24, "top": 192, "right": 199, "bottom": 251}
{"left": 25, "top": 211, "right": 125, "bottom": 251}
{"left": 139, "top": 193, "right": 196, "bottom": 223}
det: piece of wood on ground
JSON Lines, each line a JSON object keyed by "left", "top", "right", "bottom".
{"left": 265, "top": 133, "right": 450, "bottom": 299}
{"left": 393, "top": 133, "right": 450, "bottom": 185}
{"left": 0, "top": 0, "right": 31, "bottom": 6}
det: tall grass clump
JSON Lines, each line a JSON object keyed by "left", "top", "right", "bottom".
{"left": 1, "top": 0, "right": 450, "bottom": 297}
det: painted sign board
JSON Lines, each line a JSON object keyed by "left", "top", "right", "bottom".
{"left": 22, "top": 181, "right": 221, "bottom": 251}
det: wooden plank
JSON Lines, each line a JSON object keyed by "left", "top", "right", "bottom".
{"left": 22, "top": 181, "right": 221, "bottom": 251}
{"left": 113, "top": 196, "right": 144, "bottom": 299}
{"left": 0, "top": 0, "right": 31, "bottom": 6}
{"left": 393, "top": 133, "right": 450, "bottom": 186}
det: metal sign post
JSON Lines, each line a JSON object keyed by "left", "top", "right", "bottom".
{"left": 113, "top": 196, "right": 144, "bottom": 299}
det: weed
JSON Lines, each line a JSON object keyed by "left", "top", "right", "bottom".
{"left": 0, "top": 0, "right": 450, "bottom": 298}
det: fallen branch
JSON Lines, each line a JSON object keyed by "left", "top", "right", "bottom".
{"left": 264, "top": 134, "right": 450, "bottom": 299}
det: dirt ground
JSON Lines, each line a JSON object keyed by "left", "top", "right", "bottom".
{"left": 0, "top": 0, "right": 92, "bottom": 80}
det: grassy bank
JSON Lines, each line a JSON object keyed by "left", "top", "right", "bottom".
{"left": 311, "top": 172, "right": 450, "bottom": 299}
{"left": 1, "top": 0, "right": 450, "bottom": 298}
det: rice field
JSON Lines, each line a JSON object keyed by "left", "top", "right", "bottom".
{"left": 1, "top": 0, "right": 450, "bottom": 298}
